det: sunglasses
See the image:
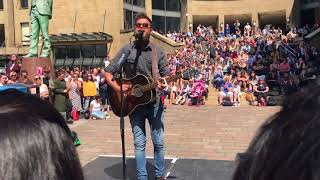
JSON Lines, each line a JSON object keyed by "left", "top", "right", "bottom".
{"left": 135, "top": 23, "right": 151, "bottom": 28}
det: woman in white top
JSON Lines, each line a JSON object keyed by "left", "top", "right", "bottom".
{"left": 90, "top": 95, "right": 110, "bottom": 119}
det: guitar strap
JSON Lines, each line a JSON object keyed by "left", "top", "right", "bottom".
{"left": 149, "top": 42, "right": 159, "bottom": 82}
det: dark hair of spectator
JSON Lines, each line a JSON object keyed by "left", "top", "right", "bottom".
{"left": 84, "top": 74, "right": 93, "bottom": 82}
{"left": 0, "top": 90, "right": 84, "bottom": 180}
{"left": 134, "top": 12, "right": 152, "bottom": 25}
{"left": 55, "top": 70, "right": 65, "bottom": 78}
{"left": 232, "top": 81, "right": 320, "bottom": 180}
{"left": 20, "top": 69, "right": 28, "bottom": 75}
{"left": 94, "top": 95, "right": 101, "bottom": 101}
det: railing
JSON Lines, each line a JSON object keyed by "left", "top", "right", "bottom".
{"left": 278, "top": 41, "right": 298, "bottom": 62}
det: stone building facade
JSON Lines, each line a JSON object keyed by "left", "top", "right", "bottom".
{"left": 0, "top": 0, "right": 317, "bottom": 67}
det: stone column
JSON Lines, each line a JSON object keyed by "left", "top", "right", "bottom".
{"left": 7, "top": 0, "right": 15, "bottom": 47}
{"left": 145, "top": 0, "right": 152, "bottom": 20}
{"left": 252, "top": 12, "right": 259, "bottom": 31}
{"left": 187, "top": 14, "right": 193, "bottom": 31}
{"left": 120, "top": 1, "right": 124, "bottom": 30}
{"left": 180, "top": 0, "right": 188, "bottom": 32}
{"left": 218, "top": 14, "right": 224, "bottom": 32}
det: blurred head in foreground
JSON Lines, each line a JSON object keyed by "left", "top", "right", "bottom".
{"left": 0, "top": 89, "right": 84, "bottom": 180}
{"left": 233, "top": 81, "right": 320, "bottom": 180}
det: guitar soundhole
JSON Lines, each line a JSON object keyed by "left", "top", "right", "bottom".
{"left": 131, "top": 85, "right": 143, "bottom": 98}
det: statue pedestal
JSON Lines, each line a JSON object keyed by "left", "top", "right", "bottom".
{"left": 21, "top": 57, "right": 54, "bottom": 80}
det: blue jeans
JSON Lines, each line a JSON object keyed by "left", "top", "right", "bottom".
{"left": 91, "top": 110, "right": 108, "bottom": 119}
{"left": 83, "top": 96, "right": 93, "bottom": 111}
{"left": 129, "top": 100, "right": 165, "bottom": 180}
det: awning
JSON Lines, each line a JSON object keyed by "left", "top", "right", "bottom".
{"left": 50, "top": 32, "right": 113, "bottom": 43}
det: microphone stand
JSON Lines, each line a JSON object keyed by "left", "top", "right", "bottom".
{"left": 119, "top": 64, "right": 126, "bottom": 180}
{"left": 113, "top": 47, "right": 132, "bottom": 180}
{"left": 116, "top": 34, "right": 141, "bottom": 180}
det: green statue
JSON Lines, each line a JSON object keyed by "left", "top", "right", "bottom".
{"left": 24, "top": 0, "right": 53, "bottom": 58}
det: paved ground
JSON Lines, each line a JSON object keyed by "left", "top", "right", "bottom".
{"left": 71, "top": 100, "right": 281, "bottom": 166}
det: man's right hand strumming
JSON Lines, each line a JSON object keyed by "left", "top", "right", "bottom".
{"left": 104, "top": 72, "right": 131, "bottom": 94}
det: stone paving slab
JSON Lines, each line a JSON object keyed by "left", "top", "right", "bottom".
{"left": 70, "top": 105, "right": 281, "bottom": 166}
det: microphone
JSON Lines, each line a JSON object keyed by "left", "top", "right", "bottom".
{"left": 117, "top": 49, "right": 131, "bottom": 67}
{"left": 134, "top": 30, "right": 144, "bottom": 40}
{"left": 112, "top": 49, "right": 131, "bottom": 81}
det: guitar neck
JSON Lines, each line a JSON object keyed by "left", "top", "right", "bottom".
{"left": 142, "top": 74, "right": 181, "bottom": 92}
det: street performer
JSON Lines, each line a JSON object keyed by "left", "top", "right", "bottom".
{"left": 104, "top": 13, "right": 169, "bottom": 180}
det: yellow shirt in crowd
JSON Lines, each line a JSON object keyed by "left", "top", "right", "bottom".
{"left": 82, "top": 81, "right": 97, "bottom": 97}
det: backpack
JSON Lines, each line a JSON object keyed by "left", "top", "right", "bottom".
{"left": 222, "top": 99, "right": 233, "bottom": 106}
{"left": 267, "top": 97, "right": 277, "bottom": 106}
{"left": 83, "top": 110, "right": 91, "bottom": 119}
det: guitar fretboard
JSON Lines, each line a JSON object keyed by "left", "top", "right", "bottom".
{"left": 141, "top": 74, "right": 182, "bottom": 92}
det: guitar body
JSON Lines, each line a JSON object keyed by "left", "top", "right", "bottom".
{"left": 107, "top": 74, "right": 155, "bottom": 117}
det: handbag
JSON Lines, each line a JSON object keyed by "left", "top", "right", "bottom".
{"left": 71, "top": 107, "right": 80, "bottom": 121}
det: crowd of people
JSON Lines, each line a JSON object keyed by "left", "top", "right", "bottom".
{"left": 0, "top": 14, "right": 319, "bottom": 179}
{"left": 161, "top": 19, "right": 319, "bottom": 107}
{"left": 1, "top": 56, "right": 110, "bottom": 123}
{"left": 1, "top": 20, "right": 319, "bottom": 122}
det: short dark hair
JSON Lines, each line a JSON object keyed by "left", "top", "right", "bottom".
{"left": 21, "top": 69, "right": 28, "bottom": 74}
{"left": 233, "top": 81, "right": 320, "bottom": 180}
{"left": 134, "top": 12, "right": 152, "bottom": 25}
{"left": 55, "top": 70, "right": 65, "bottom": 77}
{"left": 0, "top": 90, "right": 84, "bottom": 180}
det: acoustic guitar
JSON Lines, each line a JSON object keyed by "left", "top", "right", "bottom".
{"left": 107, "top": 71, "right": 190, "bottom": 117}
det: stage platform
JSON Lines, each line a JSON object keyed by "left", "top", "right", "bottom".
{"left": 83, "top": 155, "right": 235, "bottom": 180}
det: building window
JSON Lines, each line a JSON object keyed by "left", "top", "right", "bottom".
{"left": 152, "top": 15, "right": 166, "bottom": 34}
{"left": 124, "top": 0, "right": 145, "bottom": 7}
{"left": 132, "top": 0, "right": 145, "bottom": 7}
{"left": 123, "top": 0, "right": 146, "bottom": 30}
{"left": 21, "top": 0, "right": 28, "bottom": 9}
{"left": 0, "top": 0, "right": 3, "bottom": 10}
{"left": 54, "top": 45, "right": 108, "bottom": 67}
{"left": 166, "top": 0, "right": 180, "bottom": 11}
{"left": 67, "top": 46, "right": 81, "bottom": 59}
{"left": 95, "top": 45, "right": 107, "bottom": 58}
{"left": 152, "top": 0, "right": 165, "bottom": 10}
{"left": 124, "top": 0, "right": 131, "bottom": 4}
{"left": 166, "top": 17, "right": 180, "bottom": 33}
{"left": 55, "top": 46, "right": 67, "bottom": 59}
{"left": 81, "top": 45, "right": 95, "bottom": 58}
{"left": 21, "top": 22, "right": 30, "bottom": 45}
{"left": 0, "top": 24, "right": 5, "bottom": 47}
{"left": 152, "top": 0, "right": 181, "bottom": 33}
{"left": 152, "top": 16, "right": 180, "bottom": 34}
{"left": 124, "top": 9, "right": 133, "bottom": 29}
{"left": 152, "top": 0, "right": 180, "bottom": 11}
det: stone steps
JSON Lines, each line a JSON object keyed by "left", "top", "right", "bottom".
{"left": 165, "top": 86, "right": 251, "bottom": 107}
{"left": 205, "top": 86, "right": 251, "bottom": 106}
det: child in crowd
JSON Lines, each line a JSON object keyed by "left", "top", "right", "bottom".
{"left": 245, "top": 84, "right": 257, "bottom": 106}
{"left": 233, "top": 81, "right": 241, "bottom": 106}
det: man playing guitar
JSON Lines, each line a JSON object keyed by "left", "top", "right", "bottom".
{"left": 104, "top": 13, "right": 169, "bottom": 180}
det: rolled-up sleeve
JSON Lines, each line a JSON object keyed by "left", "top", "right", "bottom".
{"left": 158, "top": 50, "right": 170, "bottom": 77}
{"left": 105, "top": 45, "right": 130, "bottom": 74}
